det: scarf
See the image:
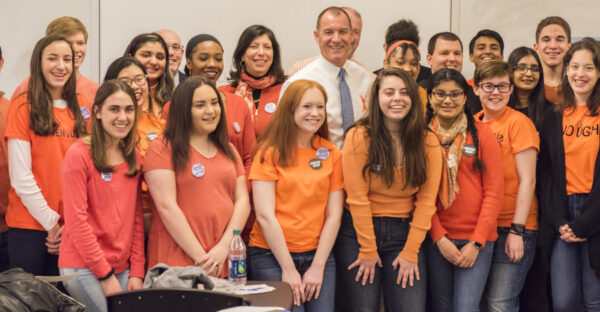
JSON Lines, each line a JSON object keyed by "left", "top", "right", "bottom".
{"left": 429, "top": 113, "right": 468, "bottom": 208}
{"left": 234, "top": 70, "right": 276, "bottom": 120}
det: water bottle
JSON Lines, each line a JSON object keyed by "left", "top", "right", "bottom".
{"left": 228, "top": 229, "right": 247, "bottom": 285}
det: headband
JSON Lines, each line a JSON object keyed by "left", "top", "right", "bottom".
{"left": 385, "top": 40, "right": 420, "bottom": 62}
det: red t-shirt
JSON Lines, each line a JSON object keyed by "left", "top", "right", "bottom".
{"left": 219, "top": 83, "right": 283, "bottom": 138}
{"left": 58, "top": 141, "right": 145, "bottom": 278}
{"left": 144, "top": 137, "right": 244, "bottom": 269}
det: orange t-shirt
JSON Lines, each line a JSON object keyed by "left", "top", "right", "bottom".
{"left": 343, "top": 127, "right": 442, "bottom": 262}
{"left": 136, "top": 112, "right": 166, "bottom": 214}
{"left": 562, "top": 105, "right": 600, "bottom": 195}
{"left": 4, "top": 94, "right": 91, "bottom": 231}
{"left": 219, "top": 83, "right": 283, "bottom": 138}
{"left": 0, "top": 95, "right": 10, "bottom": 233}
{"left": 11, "top": 74, "right": 99, "bottom": 105}
{"left": 144, "top": 137, "right": 244, "bottom": 269}
{"left": 545, "top": 84, "right": 560, "bottom": 104}
{"left": 248, "top": 136, "right": 344, "bottom": 253}
{"left": 136, "top": 112, "right": 166, "bottom": 157}
{"left": 475, "top": 107, "right": 539, "bottom": 230}
{"left": 418, "top": 86, "right": 428, "bottom": 113}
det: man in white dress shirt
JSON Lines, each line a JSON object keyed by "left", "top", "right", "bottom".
{"left": 281, "top": 6, "right": 374, "bottom": 148}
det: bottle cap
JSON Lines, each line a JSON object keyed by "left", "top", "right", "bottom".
{"left": 233, "top": 230, "right": 241, "bottom": 235}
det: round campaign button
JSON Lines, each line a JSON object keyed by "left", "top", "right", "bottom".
{"left": 147, "top": 131, "right": 159, "bottom": 141}
{"left": 316, "top": 147, "right": 330, "bottom": 160}
{"left": 100, "top": 172, "right": 112, "bottom": 182}
{"left": 264, "top": 103, "right": 277, "bottom": 114}
{"left": 81, "top": 107, "right": 91, "bottom": 120}
{"left": 309, "top": 158, "right": 322, "bottom": 170}
{"left": 463, "top": 144, "right": 476, "bottom": 157}
{"left": 192, "top": 163, "right": 205, "bottom": 178}
{"left": 233, "top": 122, "right": 241, "bottom": 133}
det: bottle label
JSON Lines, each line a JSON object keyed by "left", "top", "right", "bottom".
{"left": 229, "top": 259, "right": 247, "bottom": 279}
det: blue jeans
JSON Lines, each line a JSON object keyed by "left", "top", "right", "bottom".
{"left": 427, "top": 238, "right": 494, "bottom": 312}
{"left": 483, "top": 227, "right": 536, "bottom": 312}
{"left": 550, "top": 193, "right": 600, "bottom": 312}
{"left": 249, "top": 247, "right": 336, "bottom": 312}
{"left": 333, "top": 209, "right": 426, "bottom": 312}
{"left": 60, "top": 268, "right": 129, "bottom": 312}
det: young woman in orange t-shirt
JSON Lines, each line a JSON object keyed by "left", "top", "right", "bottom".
{"left": 5, "top": 35, "right": 89, "bottom": 276}
{"left": 425, "top": 68, "right": 504, "bottom": 311}
{"left": 473, "top": 61, "right": 539, "bottom": 311}
{"left": 143, "top": 76, "right": 250, "bottom": 275}
{"left": 539, "top": 38, "right": 600, "bottom": 312}
{"left": 334, "top": 68, "right": 442, "bottom": 312}
{"left": 124, "top": 33, "right": 174, "bottom": 116}
{"left": 59, "top": 80, "right": 144, "bottom": 312}
{"left": 249, "top": 80, "right": 344, "bottom": 311}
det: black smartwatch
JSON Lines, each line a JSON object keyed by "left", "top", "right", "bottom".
{"left": 471, "top": 240, "right": 482, "bottom": 249}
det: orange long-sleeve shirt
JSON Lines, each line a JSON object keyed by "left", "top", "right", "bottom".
{"left": 343, "top": 126, "right": 442, "bottom": 262}
{"left": 429, "top": 122, "right": 504, "bottom": 246}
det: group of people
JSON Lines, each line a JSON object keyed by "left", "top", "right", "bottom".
{"left": 0, "top": 5, "right": 599, "bottom": 312}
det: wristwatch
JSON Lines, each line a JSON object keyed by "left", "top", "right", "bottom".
{"left": 470, "top": 241, "right": 482, "bottom": 249}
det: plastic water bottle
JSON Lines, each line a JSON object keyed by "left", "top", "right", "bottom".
{"left": 229, "top": 229, "right": 247, "bottom": 285}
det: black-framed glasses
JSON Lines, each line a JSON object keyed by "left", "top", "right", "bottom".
{"left": 431, "top": 90, "right": 464, "bottom": 101}
{"left": 478, "top": 82, "right": 511, "bottom": 93}
{"left": 514, "top": 64, "right": 540, "bottom": 74}
{"left": 118, "top": 75, "right": 147, "bottom": 86}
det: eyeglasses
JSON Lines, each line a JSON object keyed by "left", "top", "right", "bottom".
{"left": 514, "top": 64, "right": 540, "bottom": 74}
{"left": 167, "top": 44, "right": 184, "bottom": 51}
{"left": 431, "top": 90, "right": 464, "bottom": 101}
{"left": 118, "top": 75, "right": 147, "bottom": 86}
{"left": 478, "top": 82, "right": 511, "bottom": 93}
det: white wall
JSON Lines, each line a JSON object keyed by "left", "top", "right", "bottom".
{"left": 98, "top": 0, "right": 450, "bottom": 87}
{"left": 1, "top": 0, "right": 448, "bottom": 98}
{"left": 0, "top": 0, "right": 99, "bottom": 99}
{"left": 2, "top": 0, "right": 599, "bottom": 99}
{"left": 454, "top": 0, "right": 600, "bottom": 79}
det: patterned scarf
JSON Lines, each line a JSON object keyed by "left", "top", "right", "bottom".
{"left": 234, "top": 70, "right": 276, "bottom": 120}
{"left": 429, "top": 113, "right": 468, "bottom": 208}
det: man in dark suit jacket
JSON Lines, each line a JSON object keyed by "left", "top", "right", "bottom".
{"left": 157, "top": 29, "right": 187, "bottom": 86}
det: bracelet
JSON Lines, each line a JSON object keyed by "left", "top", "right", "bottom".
{"left": 471, "top": 240, "right": 482, "bottom": 249}
{"left": 97, "top": 268, "right": 115, "bottom": 281}
{"left": 510, "top": 223, "right": 525, "bottom": 235}
{"left": 509, "top": 230, "right": 524, "bottom": 237}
